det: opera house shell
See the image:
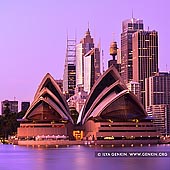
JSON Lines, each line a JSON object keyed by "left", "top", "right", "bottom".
{"left": 78, "top": 66, "right": 147, "bottom": 124}
{"left": 17, "top": 73, "right": 74, "bottom": 141}
{"left": 77, "top": 66, "right": 159, "bottom": 145}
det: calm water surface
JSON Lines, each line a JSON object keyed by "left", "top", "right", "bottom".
{"left": 0, "top": 144, "right": 170, "bottom": 170}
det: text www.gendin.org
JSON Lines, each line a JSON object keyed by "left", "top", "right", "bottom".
{"left": 95, "top": 152, "right": 170, "bottom": 157}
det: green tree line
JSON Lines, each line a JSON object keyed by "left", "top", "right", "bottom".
{"left": 0, "top": 111, "right": 25, "bottom": 140}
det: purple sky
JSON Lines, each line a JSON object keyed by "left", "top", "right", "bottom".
{"left": 0, "top": 0, "right": 169, "bottom": 110}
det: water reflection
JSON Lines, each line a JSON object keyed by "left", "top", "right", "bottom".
{"left": 0, "top": 144, "right": 170, "bottom": 170}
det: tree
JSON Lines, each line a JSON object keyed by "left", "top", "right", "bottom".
{"left": 0, "top": 111, "right": 26, "bottom": 140}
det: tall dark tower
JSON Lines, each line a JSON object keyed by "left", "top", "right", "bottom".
{"left": 121, "top": 18, "right": 144, "bottom": 84}
{"left": 133, "top": 30, "right": 159, "bottom": 107}
{"left": 63, "top": 38, "right": 76, "bottom": 99}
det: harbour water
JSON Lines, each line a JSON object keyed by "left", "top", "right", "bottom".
{"left": 0, "top": 144, "right": 170, "bottom": 170}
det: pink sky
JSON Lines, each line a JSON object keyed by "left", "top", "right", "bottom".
{"left": 0, "top": 0, "right": 169, "bottom": 109}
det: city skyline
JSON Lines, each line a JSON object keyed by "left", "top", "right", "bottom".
{"left": 0, "top": 0, "right": 169, "bottom": 105}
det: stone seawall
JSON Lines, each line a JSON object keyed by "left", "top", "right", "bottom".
{"left": 17, "top": 139, "right": 159, "bottom": 147}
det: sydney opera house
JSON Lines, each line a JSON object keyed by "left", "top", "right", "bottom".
{"left": 17, "top": 66, "right": 160, "bottom": 146}
{"left": 17, "top": 73, "right": 74, "bottom": 141}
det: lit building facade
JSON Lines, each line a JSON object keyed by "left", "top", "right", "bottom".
{"left": 132, "top": 30, "right": 158, "bottom": 107}
{"left": 121, "top": 18, "right": 144, "bottom": 84}
{"left": 63, "top": 39, "right": 76, "bottom": 99}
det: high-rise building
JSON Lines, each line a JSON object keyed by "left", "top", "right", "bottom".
{"left": 121, "top": 18, "right": 144, "bottom": 84}
{"left": 84, "top": 48, "right": 101, "bottom": 93}
{"left": 21, "top": 102, "right": 30, "bottom": 112}
{"left": 132, "top": 30, "right": 158, "bottom": 106}
{"left": 63, "top": 38, "right": 76, "bottom": 99}
{"left": 145, "top": 72, "right": 170, "bottom": 107}
{"left": 145, "top": 72, "right": 170, "bottom": 135}
{"left": 76, "top": 28, "right": 94, "bottom": 87}
{"left": 1, "top": 100, "right": 18, "bottom": 114}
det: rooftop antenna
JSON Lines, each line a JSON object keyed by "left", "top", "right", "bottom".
{"left": 97, "top": 37, "right": 101, "bottom": 50}
{"left": 88, "top": 21, "right": 90, "bottom": 31}
{"left": 131, "top": 9, "right": 134, "bottom": 23}
{"left": 166, "top": 64, "right": 168, "bottom": 72}
{"left": 132, "top": 9, "right": 134, "bottom": 19}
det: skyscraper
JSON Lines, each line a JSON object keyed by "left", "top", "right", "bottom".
{"left": 145, "top": 72, "right": 170, "bottom": 135}
{"left": 84, "top": 48, "right": 101, "bottom": 93}
{"left": 145, "top": 72, "right": 170, "bottom": 107}
{"left": 76, "top": 28, "right": 94, "bottom": 87}
{"left": 121, "top": 18, "right": 144, "bottom": 84}
{"left": 63, "top": 38, "right": 76, "bottom": 99}
{"left": 133, "top": 30, "right": 158, "bottom": 106}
